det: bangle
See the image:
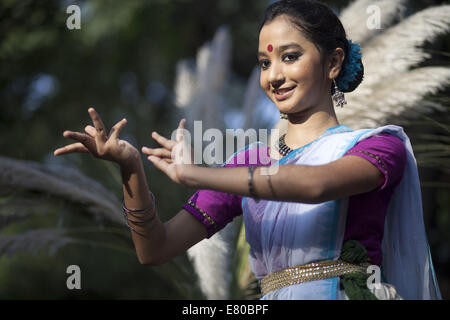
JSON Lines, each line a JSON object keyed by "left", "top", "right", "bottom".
{"left": 248, "top": 166, "right": 259, "bottom": 201}
{"left": 122, "top": 192, "right": 157, "bottom": 237}
{"left": 122, "top": 211, "right": 156, "bottom": 225}
{"left": 264, "top": 167, "right": 278, "bottom": 200}
{"left": 122, "top": 192, "right": 156, "bottom": 216}
{"left": 124, "top": 219, "right": 149, "bottom": 238}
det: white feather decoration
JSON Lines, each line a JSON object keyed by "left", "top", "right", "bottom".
{"left": 340, "top": 0, "right": 407, "bottom": 45}
{"left": 175, "top": 27, "right": 241, "bottom": 299}
{"left": 187, "top": 223, "right": 235, "bottom": 300}
{"left": 174, "top": 60, "right": 197, "bottom": 109}
{"left": 174, "top": 26, "right": 232, "bottom": 131}
{"left": 361, "top": 5, "right": 450, "bottom": 87}
{"left": 338, "top": 67, "right": 450, "bottom": 128}
{"left": 242, "top": 67, "right": 264, "bottom": 130}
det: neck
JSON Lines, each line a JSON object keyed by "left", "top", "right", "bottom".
{"left": 284, "top": 101, "right": 339, "bottom": 150}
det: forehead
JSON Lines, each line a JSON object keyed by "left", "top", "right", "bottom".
{"left": 258, "top": 15, "right": 312, "bottom": 50}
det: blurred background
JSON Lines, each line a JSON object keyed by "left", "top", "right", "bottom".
{"left": 0, "top": 0, "right": 449, "bottom": 299}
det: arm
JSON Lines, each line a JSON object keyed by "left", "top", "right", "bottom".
{"left": 180, "top": 155, "right": 384, "bottom": 204}
{"left": 121, "top": 158, "right": 208, "bottom": 265}
{"left": 144, "top": 120, "right": 385, "bottom": 205}
{"left": 55, "top": 109, "right": 208, "bottom": 266}
{"left": 141, "top": 125, "right": 405, "bottom": 263}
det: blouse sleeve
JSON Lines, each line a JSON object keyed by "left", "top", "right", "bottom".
{"left": 181, "top": 145, "right": 271, "bottom": 238}
{"left": 181, "top": 184, "right": 243, "bottom": 239}
{"left": 344, "top": 133, "right": 407, "bottom": 191}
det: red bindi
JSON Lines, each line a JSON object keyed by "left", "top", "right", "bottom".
{"left": 267, "top": 44, "right": 273, "bottom": 52}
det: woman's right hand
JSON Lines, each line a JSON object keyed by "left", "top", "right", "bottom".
{"left": 54, "top": 107, "right": 139, "bottom": 167}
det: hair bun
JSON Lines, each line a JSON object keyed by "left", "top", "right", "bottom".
{"left": 336, "top": 40, "right": 364, "bottom": 93}
{"left": 341, "top": 58, "right": 364, "bottom": 93}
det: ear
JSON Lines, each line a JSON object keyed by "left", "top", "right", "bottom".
{"left": 326, "top": 48, "right": 345, "bottom": 80}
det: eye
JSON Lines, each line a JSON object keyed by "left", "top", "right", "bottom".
{"left": 282, "top": 52, "right": 301, "bottom": 63}
{"left": 258, "top": 59, "right": 271, "bottom": 70}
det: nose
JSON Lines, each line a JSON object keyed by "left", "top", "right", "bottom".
{"left": 268, "top": 62, "right": 285, "bottom": 90}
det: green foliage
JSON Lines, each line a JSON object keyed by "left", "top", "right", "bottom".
{"left": 0, "top": 184, "right": 206, "bottom": 299}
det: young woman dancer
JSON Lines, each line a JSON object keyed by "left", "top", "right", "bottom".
{"left": 54, "top": 0, "right": 441, "bottom": 300}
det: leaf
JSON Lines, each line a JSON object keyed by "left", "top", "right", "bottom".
{"left": 0, "top": 156, "right": 124, "bottom": 224}
{"left": 0, "top": 228, "right": 82, "bottom": 257}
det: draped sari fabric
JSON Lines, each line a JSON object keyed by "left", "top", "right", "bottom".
{"left": 240, "top": 125, "right": 441, "bottom": 300}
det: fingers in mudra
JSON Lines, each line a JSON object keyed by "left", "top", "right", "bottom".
{"left": 84, "top": 125, "right": 96, "bottom": 137}
{"left": 143, "top": 119, "right": 192, "bottom": 183}
{"left": 150, "top": 131, "right": 177, "bottom": 151}
{"left": 108, "top": 117, "right": 127, "bottom": 140}
{"left": 172, "top": 141, "right": 192, "bottom": 165}
{"left": 88, "top": 107, "right": 107, "bottom": 143}
{"left": 146, "top": 119, "right": 191, "bottom": 165}
{"left": 85, "top": 108, "right": 126, "bottom": 152}
{"left": 141, "top": 127, "right": 178, "bottom": 163}
{"left": 142, "top": 147, "right": 172, "bottom": 159}
{"left": 54, "top": 130, "right": 93, "bottom": 156}
{"left": 172, "top": 119, "right": 193, "bottom": 165}
{"left": 54, "top": 107, "right": 127, "bottom": 159}
{"left": 54, "top": 141, "right": 89, "bottom": 156}
{"left": 87, "top": 107, "right": 125, "bottom": 156}
{"left": 85, "top": 119, "right": 127, "bottom": 142}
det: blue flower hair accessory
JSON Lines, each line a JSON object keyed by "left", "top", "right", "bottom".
{"left": 336, "top": 40, "right": 362, "bottom": 91}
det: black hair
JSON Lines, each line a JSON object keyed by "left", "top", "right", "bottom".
{"left": 259, "top": 0, "right": 364, "bottom": 93}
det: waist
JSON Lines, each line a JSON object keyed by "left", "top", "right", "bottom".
{"left": 259, "top": 259, "right": 369, "bottom": 296}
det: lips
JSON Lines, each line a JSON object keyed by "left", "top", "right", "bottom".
{"left": 273, "top": 85, "right": 296, "bottom": 101}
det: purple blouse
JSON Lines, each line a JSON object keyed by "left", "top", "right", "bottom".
{"left": 182, "top": 133, "right": 407, "bottom": 266}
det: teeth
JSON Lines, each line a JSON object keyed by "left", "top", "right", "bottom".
{"left": 275, "top": 87, "right": 294, "bottom": 94}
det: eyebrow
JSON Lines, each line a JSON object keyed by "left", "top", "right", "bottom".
{"left": 257, "top": 52, "right": 267, "bottom": 58}
{"left": 280, "top": 43, "right": 304, "bottom": 52}
{"left": 257, "top": 43, "right": 304, "bottom": 58}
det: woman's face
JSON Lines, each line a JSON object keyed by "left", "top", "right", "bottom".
{"left": 258, "top": 15, "right": 330, "bottom": 115}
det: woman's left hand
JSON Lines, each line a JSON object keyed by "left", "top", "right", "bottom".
{"left": 142, "top": 119, "right": 196, "bottom": 187}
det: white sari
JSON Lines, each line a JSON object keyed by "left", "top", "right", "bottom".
{"left": 239, "top": 124, "right": 441, "bottom": 300}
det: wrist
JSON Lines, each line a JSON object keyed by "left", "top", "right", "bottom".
{"left": 119, "top": 150, "right": 142, "bottom": 171}
{"left": 181, "top": 165, "right": 201, "bottom": 189}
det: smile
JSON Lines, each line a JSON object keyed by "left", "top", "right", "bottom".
{"left": 273, "top": 86, "right": 296, "bottom": 101}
